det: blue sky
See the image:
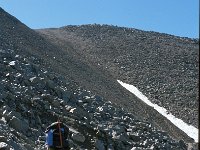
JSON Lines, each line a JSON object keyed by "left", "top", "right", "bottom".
{"left": 0, "top": 0, "right": 199, "bottom": 38}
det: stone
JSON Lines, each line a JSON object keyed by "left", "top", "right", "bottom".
{"left": 42, "top": 94, "right": 54, "bottom": 103}
{"left": 178, "top": 139, "right": 187, "bottom": 149}
{"left": 9, "top": 116, "right": 29, "bottom": 132}
{"left": 55, "top": 87, "right": 62, "bottom": 98}
{"left": 62, "top": 91, "right": 72, "bottom": 102}
{"left": 76, "top": 100, "right": 83, "bottom": 106}
{"left": 0, "top": 142, "right": 9, "bottom": 150}
{"left": 187, "top": 143, "right": 199, "bottom": 150}
{"left": 4, "top": 111, "right": 21, "bottom": 122}
{"left": 38, "top": 136, "right": 46, "bottom": 141}
{"left": 71, "top": 133, "right": 85, "bottom": 143}
{"left": 107, "top": 144, "right": 114, "bottom": 150}
{"left": 5, "top": 92, "right": 14, "bottom": 101}
{"left": 24, "top": 144, "right": 34, "bottom": 150}
{"left": 46, "top": 80, "right": 55, "bottom": 90}
{"left": 52, "top": 100, "right": 60, "bottom": 107}
{"left": 0, "top": 136, "right": 7, "bottom": 142}
{"left": 29, "top": 76, "right": 37, "bottom": 83}
{"left": 129, "top": 133, "right": 141, "bottom": 142}
{"left": 95, "top": 139, "right": 105, "bottom": 150}
{"left": 22, "top": 79, "right": 31, "bottom": 86}
{"left": 9, "top": 116, "right": 21, "bottom": 130}
{"left": 113, "top": 125, "right": 125, "bottom": 134}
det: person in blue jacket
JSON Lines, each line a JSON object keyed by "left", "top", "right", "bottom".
{"left": 45, "top": 120, "right": 70, "bottom": 150}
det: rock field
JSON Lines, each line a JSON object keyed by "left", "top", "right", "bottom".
{"left": 0, "top": 46, "right": 195, "bottom": 150}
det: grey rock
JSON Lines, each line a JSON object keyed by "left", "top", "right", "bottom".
{"left": 38, "top": 136, "right": 46, "bottom": 141}
{"left": 113, "top": 125, "right": 125, "bottom": 134}
{"left": 42, "top": 94, "right": 54, "bottom": 103}
{"left": 46, "top": 80, "right": 55, "bottom": 90}
{"left": 0, "top": 136, "right": 7, "bottom": 142}
{"left": 29, "top": 76, "right": 37, "bottom": 83}
{"left": 107, "top": 144, "right": 114, "bottom": 150}
{"left": 95, "top": 139, "right": 105, "bottom": 150}
{"left": 24, "top": 144, "right": 34, "bottom": 150}
{"left": 5, "top": 92, "right": 14, "bottom": 101}
{"left": 62, "top": 91, "right": 72, "bottom": 102}
{"left": 129, "top": 133, "right": 141, "bottom": 142}
{"left": 52, "top": 100, "right": 60, "bottom": 107}
{"left": 77, "top": 100, "right": 83, "bottom": 106}
{"left": 0, "top": 142, "right": 9, "bottom": 150}
{"left": 4, "top": 111, "right": 21, "bottom": 122}
{"left": 54, "top": 87, "right": 62, "bottom": 98}
{"left": 9, "top": 116, "right": 29, "bottom": 133}
{"left": 179, "top": 139, "right": 187, "bottom": 149}
{"left": 22, "top": 79, "right": 31, "bottom": 86}
{"left": 71, "top": 133, "right": 85, "bottom": 143}
{"left": 187, "top": 143, "right": 199, "bottom": 150}
{"left": 65, "top": 105, "right": 73, "bottom": 111}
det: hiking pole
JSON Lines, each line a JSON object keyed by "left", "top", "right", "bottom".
{"left": 58, "top": 119, "right": 63, "bottom": 148}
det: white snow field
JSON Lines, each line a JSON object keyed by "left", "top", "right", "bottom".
{"left": 117, "top": 80, "right": 198, "bottom": 143}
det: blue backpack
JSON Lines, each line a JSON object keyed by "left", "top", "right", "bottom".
{"left": 46, "top": 128, "right": 64, "bottom": 147}
{"left": 46, "top": 129, "right": 54, "bottom": 146}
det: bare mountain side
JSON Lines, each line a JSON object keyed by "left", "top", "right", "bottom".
{"left": 37, "top": 24, "right": 199, "bottom": 128}
{"left": 0, "top": 7, "right": 198, "bottom": 149}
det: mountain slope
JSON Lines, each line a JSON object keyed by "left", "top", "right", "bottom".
{"left": 37, "top": 24, "right": 199, "bottom": 128}
{"left": 0, "top": 7, "right": 198, "bottom": 149}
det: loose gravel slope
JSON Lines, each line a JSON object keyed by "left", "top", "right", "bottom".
{"left": 37, "top": 24, "right": 199, "bottom": 129}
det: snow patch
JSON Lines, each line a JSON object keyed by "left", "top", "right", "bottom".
{"left": 117, "top": 80, "right": 198, "bottom": 142}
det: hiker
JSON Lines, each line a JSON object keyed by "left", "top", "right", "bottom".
{"left": 45, "top": 120, "right": 70, "bottom": 150}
